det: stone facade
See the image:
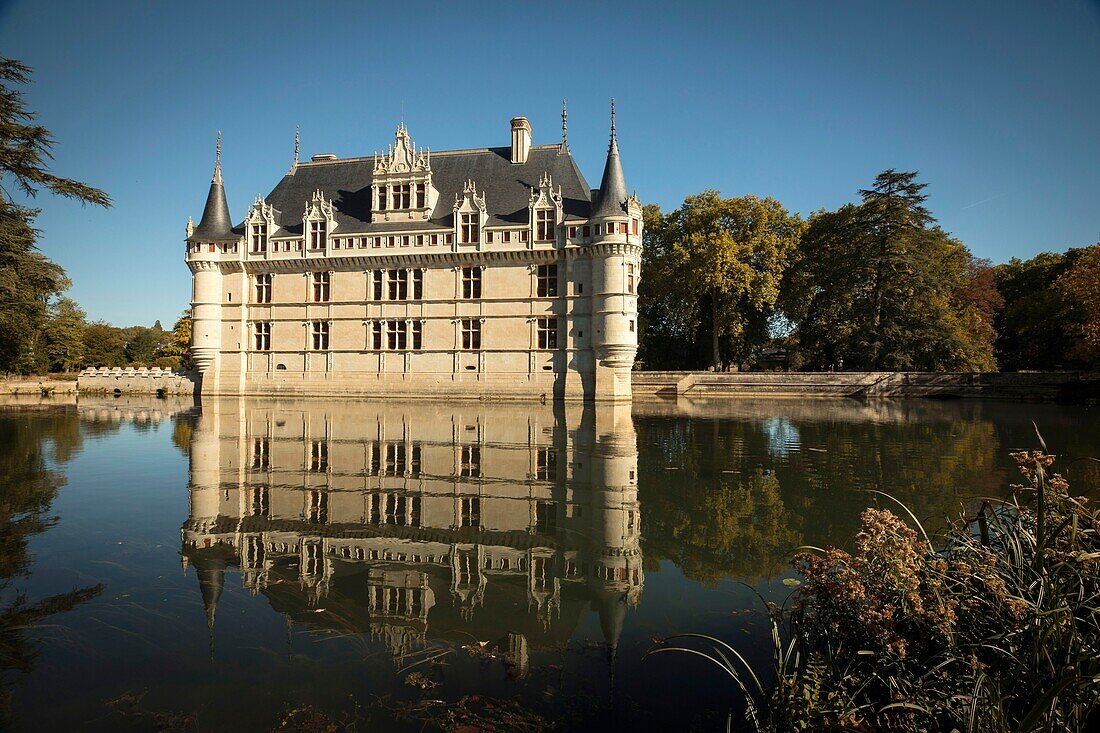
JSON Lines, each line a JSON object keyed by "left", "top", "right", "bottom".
{"left": 185, "top": 106, "right": 642, "bottom": 401}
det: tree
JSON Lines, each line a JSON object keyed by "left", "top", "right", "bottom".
{"left": 43, "top": 296, "right": 86, "bottom": 372}
{"left": 781, "top": 170, "right": 997, "bottom": 371}
{"left": 123, "top": 326, "right": 166, "bottom": 365}
{"left": 163, "top": 309, "right": 193, "bottom": 369}
{"left": 81, "top": 321, "right": 130, "bottom": 367}
{"left": 645, "top": 192, "right": 804, "bottom": 370}
{"left": 1054, "top": 243, "right": 1100, "bottom": 369}
{"left": 0, "top": 58, "right": 109, "bottom": 374}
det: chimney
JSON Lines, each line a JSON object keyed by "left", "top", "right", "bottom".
{"left": 510, "top": 117, "right": 531, "bottom": 164}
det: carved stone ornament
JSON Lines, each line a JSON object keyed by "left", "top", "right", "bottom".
{"left": 374, "top": 123, "right": 430, "bottom": 176}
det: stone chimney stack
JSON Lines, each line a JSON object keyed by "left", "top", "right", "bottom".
{"left": 510, "top": 117, "right": 531, "bottom": 164}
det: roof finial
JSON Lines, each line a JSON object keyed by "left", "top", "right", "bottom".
{"left": 213, "top": 130, "right": 222, "bottom": 183}
{"left": 610, "top": 98, "right": 617, "bottom": 144}
{"left": 561, "top": 98, "right": 568, "bottom": 150}
{"left": 293, "top": 126, "right": 300, "bottom": 168}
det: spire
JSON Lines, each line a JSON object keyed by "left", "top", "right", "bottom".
{"left": 194, "top": 555, "right": 226, "bottom": 662}
{"left": 214, "top": 131, "right": 222, "bottom": 183}
{"left": 560, "top": 98, "right": 568, "bottom": 152}
{"left": 291, "top": 126, "right": 300, "bottom": 172}
{"left": 591, "top": 99, "right": 628, "bottom": 219}
{"left": 191, "top": 131, "right": 235, "bottom": 241}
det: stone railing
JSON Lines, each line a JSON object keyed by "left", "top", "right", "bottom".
{"left": 78, "top": 366, "right": 199, "bottom": 396}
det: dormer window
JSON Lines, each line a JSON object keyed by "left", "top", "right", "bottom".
{"left": 461, "top": 213, "right": 479, "bottom": 244}
{"left": 250, "top": 223, "right": 267, "bottom": 253}
{"left": 309, "top": 220, "right": 326, "bottom": 250}
{"left": 536, "top": 209, "right": 554, "bottom": 241}
{"left": 393, "top": 184, "right": 411, "bottom": 209}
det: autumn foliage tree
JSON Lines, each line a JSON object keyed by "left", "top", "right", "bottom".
{"left": 1054, "top": 243, "right": 1100, "bottom": 368}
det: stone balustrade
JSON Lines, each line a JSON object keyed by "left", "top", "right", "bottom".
{"left": 78, "top": 366, "right": 199, "bottom": 396}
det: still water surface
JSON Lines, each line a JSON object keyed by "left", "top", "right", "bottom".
{"left": 1, "top": 395, "right": 1097, "bottom": 731}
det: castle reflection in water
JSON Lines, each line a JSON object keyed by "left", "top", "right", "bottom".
{"left": 181, "top": 399, "right": 642, "bottom": 674}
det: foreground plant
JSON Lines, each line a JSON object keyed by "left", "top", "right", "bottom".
{"left": 649, "top": 446, "right": 1100, "bottom": 732}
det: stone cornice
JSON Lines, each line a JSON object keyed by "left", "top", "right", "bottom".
{"left": 210, "top": 243, "right": 641, "bottom": 274}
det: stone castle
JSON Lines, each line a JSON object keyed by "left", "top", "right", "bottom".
{"left": 185, "top": 103, "right": 641, "bottom": 401}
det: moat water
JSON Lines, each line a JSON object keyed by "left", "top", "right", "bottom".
{"left": 1, "top": 394, "right": 1097, "bottom": 731}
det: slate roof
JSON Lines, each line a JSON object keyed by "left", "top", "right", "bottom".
{"left": 257, "top": 144, "right": 596, "bottom": 236}
{"left": 191, "top": 175, "right": 236, "bottom": 241}
{"left": 591, "top": 135, "right": 629, "bottom": 219}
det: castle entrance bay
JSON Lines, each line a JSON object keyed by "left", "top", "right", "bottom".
{"left": 2, "top": 395, "right": 1096, "bottom": 731}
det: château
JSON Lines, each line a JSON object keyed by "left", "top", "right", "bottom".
{"left": 184, "top": 103, "right": 642, "bottom": 400}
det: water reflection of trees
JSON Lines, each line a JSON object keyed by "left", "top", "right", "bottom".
{"left": 0, "top": 409, "right": 104, "bottom": 724}
{"left": 636, "top": 401, "right": 1024, "bottom": 585}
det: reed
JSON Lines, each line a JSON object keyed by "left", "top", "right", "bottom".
{"left": 648, "top": 444, "right": 1100, "bottom": 732}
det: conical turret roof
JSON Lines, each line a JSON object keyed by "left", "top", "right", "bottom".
{"left": 190, "top": 133, "right": 236, "bottom": 241}
{"left": 591, "top": 102, "right": 628, "bottom": 219}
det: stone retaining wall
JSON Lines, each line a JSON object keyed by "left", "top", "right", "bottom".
{"left": 632, "top": 371, "right": 1097, "bottom": 401}
{"left": 77, "top": 367, "right": 198, "bottom": 396}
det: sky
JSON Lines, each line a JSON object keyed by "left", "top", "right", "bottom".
{"left": 0, "top": 0, "right": 1098, "bottom": 327}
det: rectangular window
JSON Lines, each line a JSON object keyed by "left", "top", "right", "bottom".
{"left": 371, "top": 270, "right": 384, "bottom": 300}
{"left": 310, "top": 440, "right": 328, "bottom": 472}
{"left": 460, "top": 495, "right": 481, "bottom": 526}
{"left": 308, "top": 490, "right": 329, "bottom": 524}
{"left": 371, "top": 321, "right": 383, "bottom": 350}
{"left": 377, "top": 186, "right": 387, "bottom": 211}
{"left": 312, "top": 271, "right": 330, "bottom": 302}
{"left": 415, "top": 183, "right": 426, "bottom": 208}
{"left": 461, "top": 267, "right": 481, "bottom": 299}
{"left": 582, "top": 225, "right": 590, "bottom": 237}
{"left": 402, "top": 235, "right": 410, "bottom": 247}
{"left": 251, "top": 486, "right": 270, "bottom": 517}
{"left": 445, "top": 233, "right": 453, "bottom": 245}
{"left": 250, "top": 223, "right": 267, "bottom": 253}
{"left": 430, "top": 234, "right": 439, "bottom": 246}
{"left": 461, "top": 319, "right": 481, "bottom": 350}
{"left": 537, "top": 318, "right": 558, "bottom": 350}
{"left": 461, "top": 445, "right": 481, "bottom": 478}
{"left": 627, "top": 263, "right": 636, "bottom": 294}
{"left": 253, "top": 321, "right": 271, "bottom": 351}
{"left": 536, "top": 264, "right": 558, "bottom": 297}
{"left": 460, "top": 213, "right": 479, "bottom": 244}
{"left": 393, "top": 184, "right": 411, "bottom": 209}
{"left": 486, "top": 231, "right": 493, "bottom": 244}
{"left": 371, "top": 236, "right": 380, "bottom": 248}
{"left": 251, "top": 438, "right": 269, "bottom": 470}
{"left": 387, "top": 320, "right": 407, "bottom": 350}
{"left": 502, "top": 231, "right": 511, "bottom": 243}
{"left": 311, "top": 320, "right": 329, "bottom": 350}
{"left": 632, "top": 218, "right": 639, "bottom": 235}
{"left": 535, "top": 500, "right": 556, "bottom": 534}
{"left": 254, "top": 273, "right": 272, "bottom": 303}
{"left": 411, "top": 320, "right": 423, "bottom": 350}
{"left": 387, "top": 269, "right": 408, "bottom": 300}
{"left": 412, "top": 269, "right": 423, "bottom": 300}
{"left": 415, "top": 235, "right": 424, "bottom": 247}
{"left": 536, "top": 209, "right": 554, "bottom": 241}
{"left": 568, "top": 226, "right": 577, "bottom": 238}
{"left": 629, "top": 319, "right": 635, "bottom": 333}
{"left": 520, "top": 230, "right": 529, "bottom": 243}
{"left": 536, "top": 448, "right": 556, "bottom": 481}
{"left": 309, "top": 220, "right": 326, "bottom": 250}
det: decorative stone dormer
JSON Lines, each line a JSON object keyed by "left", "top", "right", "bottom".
{"left": 372, "top": 123, "right": 436, "bottom": 222}
{"left": 303, "top": 190, "right": 335, "bottom": 252}
{"left": 453, "top": 180, "right": 487, "bottom": 250}
{"left": 244, "top": 195, "right": 278, "bottom": 254}
{"left": 528, "top": 172, "right": 563, "bottom": 247}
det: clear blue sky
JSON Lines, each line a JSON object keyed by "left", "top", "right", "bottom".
{"left": 1, "top": 0, "right": 1098, "bottom": 327}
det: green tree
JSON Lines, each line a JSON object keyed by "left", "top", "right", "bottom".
{"left": 648, "top": 192, "right": 804, "bottom": 370}
{"left": 81, "top": 321, "right": 130, "bottom": 367}
{"left": 992, "top": 248, "right": 1087, "bottom": 371}
{"left": 0, "top": 58, "right": 109, "bottom": 374}
{"left": 43, "top": 296, "right": 86, "bottom": 372}
{"left": 123, "top": 326, "right": 166, "bottom": 365}
{"left": 781, "top": 170, "right": 997, "bottom": 371}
